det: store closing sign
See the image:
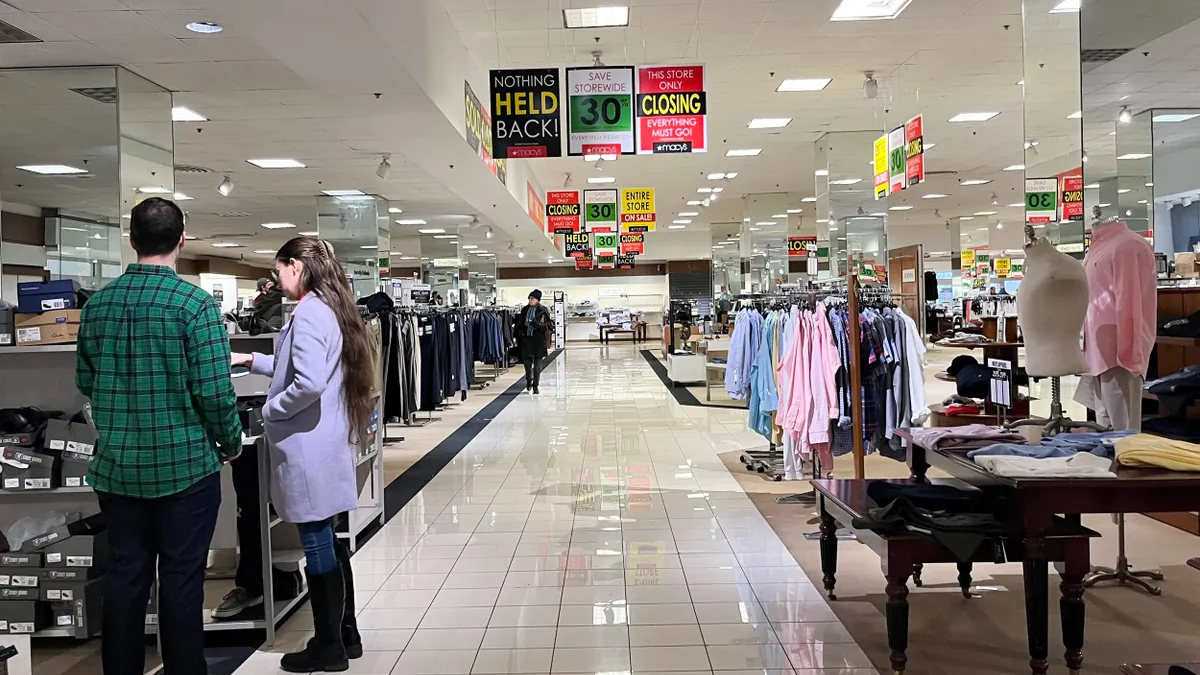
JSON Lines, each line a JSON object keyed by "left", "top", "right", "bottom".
{"left": 636, "top": 65, "right": 707, "bottom": 154}
{"left": 593, "top": 232, "right": 619, "bottom": 257}
{"left": 564, "top": 232, "right": 591, "bottom": 258}
{"left": 620, "top": 188, "right": 656, "bottom": 232}
{"left": 620, "top": 232, "right": 644, "bottom": 256}
{"left": 584, "top": 189, "right": 618, "bottom": 233}
{"left": 574, "top": 256, "right": 594, "bottom": 271}
{"left": 1060, "top": 175, "right": 1084, "bottom": 221}
{"left": 545, "top": 190, "right": 581, "bottom": 234}
{"left": 464, "top": 81, "right": 507, "bottom": 185}
{"left": 961, "top": 249, "right": 976, "bottom": 268}
{"left": 905, "top": 115, "right": 925, "bottom": 187}
{"left": 567, "top": 66, "right": 635, "bottom": 156}
{"left": 490, "top": 68, "right": 562, "bottom": 158}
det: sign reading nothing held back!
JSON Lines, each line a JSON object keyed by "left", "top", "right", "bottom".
{"left": 490, "top": 68, "right": 562, "bottom": 158}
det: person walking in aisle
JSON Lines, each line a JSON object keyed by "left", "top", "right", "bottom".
{"left": 76, "top": 197, "right": 243, "bottom": 675}
{"left": 518, "top": 289, "right": 554, "bottom": 393}
{"left": 231, "top": 236, "right": 371, "bottom": 672}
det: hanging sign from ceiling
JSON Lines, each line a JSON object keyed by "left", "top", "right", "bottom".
{"left": 1025, "top": 178, "right": 1058, "bottom": 223}
{"left": 1060, "top": 175, "right": 1084, "bottom": 221}
{"left": 526, "top": 182, "right": 546, "bottom": 233}
{"left": 887, "top": 126, "right": 907, "bottom": 194}
{"left": 566, "top": 66, "right": 635, "bottom": 156}
{"left": 905, "top": 115, "right": 925, "bottom": 187}
{"left": 574, "top": 256, "right": 594, "bottom": 271}
{"left": 635, "top": 65, "right": 707, "bottom": 154}
{"left": 619, "top": 232, "right": 644, "bottom": 256}
{"left": 464, "top": 81, "right": 507, "bottom": 185}
{"left": 596, "top": 253, "right": 616, "bottom": 270}
{"left": 961, "top": 249, "right": 976, "bottom": 268}
{"left": 489, "top": 68, "right": 562, "bottom": 159}
{"left": 787, "top": 236, "right": 816, "bottom": 256}
{"left": 584, "top": 189, "right": 618, "bottom": 233}
{"left": 564, "top": 232, "right": 591, "bottom": 258}
{"left": 615, "top": 254, "right": 636, "bottom": 270}
{"left": 620, "top": 188, "right": 656, "bottom": 232}
{"left": 873, "top": 135, "right": 889, "bottom": 200}
{"left": 545, "top": 190, "right": 581, "bottom": 234}
{"left": 593, "top": 232, "right": 619, "bottom": 257}
{"left": 994, "top": 257, "right": 1012, "bottom": 278}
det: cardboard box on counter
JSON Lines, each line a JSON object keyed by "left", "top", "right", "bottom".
{"left": 14, "top": 310, "right": 80, "bottom": 347}
{"left": 1176, "top": 252, "right": 1199, "bottom": 278}
{"left": 15, "top": 279, "right": 80, "bottom": 314}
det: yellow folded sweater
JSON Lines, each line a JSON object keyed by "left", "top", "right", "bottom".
{"left": 1115, "top": 434, "right": 1200, "bottom": 472}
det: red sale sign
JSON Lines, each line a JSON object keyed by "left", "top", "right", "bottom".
{"left": 545, "top": 190, "right": 582, "bottom": 234}
{"left": 636, "top": 65, "right": 707, "bottom": 154}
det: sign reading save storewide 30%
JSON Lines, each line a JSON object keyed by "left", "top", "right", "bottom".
{"left": 1025, "top": 178, "right": 1058, "bottom": 224}
{"left": 584, "top": 189, "right": 618, "bottom": 233}
{"left": 567, "top": 67, "right": 635, "bottom": 157}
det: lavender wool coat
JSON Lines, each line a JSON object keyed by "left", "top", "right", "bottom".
{"left": 250, "top": 295, "right": 358, "bottom": 524}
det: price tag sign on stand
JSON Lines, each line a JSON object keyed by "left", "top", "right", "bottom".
{"left": 1025, "top": 178, "right": 1058, "bottom": 223}
{"left": 988, "top": 357, "right": 1014, "bottom": 417}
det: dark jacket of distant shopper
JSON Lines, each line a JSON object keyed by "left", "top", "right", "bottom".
{"left": 517, "top": 303, "right": 554, "bottom": 360}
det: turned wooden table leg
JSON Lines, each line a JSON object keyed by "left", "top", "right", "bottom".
{"left": 885, "top": 569, "right": 912, "bottom": 675}
{"left": 957, "top": 561, "right": 974, "bottom": 598}
{"left": 1060, "top": 541, "right": 1088, "bottom": 675}
{"left": 819, "top": 508, "right": 839, "bottom": 600}
{"left": 1024, "top": 535, "right": 1050, "bottom": 675}
{"left": 912, "top": 563, "right": 924, "bottom": 587}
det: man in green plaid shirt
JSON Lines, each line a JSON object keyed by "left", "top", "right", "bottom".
{"left": 76, "top": 197, "right": 242, "bottom": 675}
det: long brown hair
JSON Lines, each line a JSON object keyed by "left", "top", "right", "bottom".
{"left": 276, "top": 236, "right": 375, "bottom": 444}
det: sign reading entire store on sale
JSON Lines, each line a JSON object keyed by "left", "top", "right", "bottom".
{"left": 584, "top": 189, "right": 619, "bottom": 233}
{"left": 620, "top": 188, "right": 656, "bottom": 232}
{"left": 489, "top": 68, "right": 562, "bottom": 158}
{"left": 620, "top": 232, "right": 645, "bottom": 256}
{"left": 545, "top": 190, "right": 581, "bottom": 234}
{"left": 564, "top": 232, "right": 591, "bottom": 258}
{"left": 873, "top": 136, "right": 889, "bottom": 200}
{"left": 566, "top": 66, "right": 635, "bottom": 156}
{"left": 636, "top": 65, "right": 707, "bottom": 154}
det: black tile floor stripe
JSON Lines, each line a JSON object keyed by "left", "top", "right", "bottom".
{"left": 638, "top": 349, "right": 745, "bottom": 409}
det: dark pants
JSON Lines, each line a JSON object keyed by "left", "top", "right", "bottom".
{"left": 523, "top": 356, "right": 541, "bottom": 388}
{"left": 97, "top": 473, "right": 222, "bottom": 675}
{"left": 230, "top": 445, "right": 263, "bottom": 595}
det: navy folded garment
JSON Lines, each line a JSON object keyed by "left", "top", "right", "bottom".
{"left": 867, "top": 482, "right": 996, "bottom": 513}
{"left": 1143, "top": 416, "right": 1200, "bottom": 443}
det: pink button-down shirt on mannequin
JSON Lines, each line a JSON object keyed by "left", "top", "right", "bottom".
{"left": 1081, "top": 221, "right": 1157, "bottom": 377}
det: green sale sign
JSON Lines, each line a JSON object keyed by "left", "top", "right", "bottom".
{"left": 566, "top": 66, "right": 636, "bottom": 156}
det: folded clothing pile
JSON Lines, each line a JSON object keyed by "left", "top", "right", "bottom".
{"left": 968, "top": 430, "right": 1137, "bottom": 460}
{"left": 1146, "top": 365, "right": 1200, "bottom": 416}
{"left": 910, "top": 424, "right": 1027, "bottom": 453}
{"left": 973, "top": 453, "right": 1117, "bottom": 479}
{"left": 1115, "top": 434, "right": 1200, "bottom": 472}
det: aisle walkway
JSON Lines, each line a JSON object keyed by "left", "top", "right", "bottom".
{"left": 233, "top": 346, "right": 874, "bottom": 675}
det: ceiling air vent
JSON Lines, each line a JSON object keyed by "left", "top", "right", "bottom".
{"left": 175, "top": 164, "right": 213, "bottom": 174}
{"left": 214, "top": 211, "right": 252, "bottom": 218}
{"left": 1081, "top": 48, "right": 1132, "bottom": 62}
{"left": 0, "top": 17, "right": 41, "bottom": 44}
{"left": 70, "top": 87, "right": 118, "bottom": 104}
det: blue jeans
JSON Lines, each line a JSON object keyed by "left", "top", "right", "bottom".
{"left": 296, "top": 518, "right": 337, "bottom": 574}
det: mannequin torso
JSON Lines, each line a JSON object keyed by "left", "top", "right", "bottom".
{"left": 1016, "top": 237, "right": 1090, "bottom": 377}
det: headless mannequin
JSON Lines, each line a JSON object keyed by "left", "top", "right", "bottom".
{"left": 1016, "top": 234, "right": 1089, "bottom": 377}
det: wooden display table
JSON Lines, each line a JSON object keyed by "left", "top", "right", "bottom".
{"left": 599, "top": 322, "right": 647, "bottom": 344}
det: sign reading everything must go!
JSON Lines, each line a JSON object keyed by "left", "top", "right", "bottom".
{"left": 635, "top": 65, "right": 707, "bottom": 154}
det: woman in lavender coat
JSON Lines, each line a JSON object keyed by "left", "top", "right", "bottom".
{"left": 232, "top": 237, "right": 374, "bottom": 672}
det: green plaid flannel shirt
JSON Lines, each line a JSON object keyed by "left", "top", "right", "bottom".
{"left": 76, "top": 264, "right": 243, "bottom": 498}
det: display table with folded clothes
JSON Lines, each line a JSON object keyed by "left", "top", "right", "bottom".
{"left": 894, "top": 424, "right": 1200, "bottom": 675}
{"left": 812, "top": 478, "right": 1096, "bottom": 675}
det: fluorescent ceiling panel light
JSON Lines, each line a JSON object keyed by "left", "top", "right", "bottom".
{"left": 211, "top": 242, "right": 240, "bottom": 248}
{"left": 1146, "top": 182, "right": 1155, "bottom": 187}
{"left": 246, "top": 158, "right": 306, "bottom": 169}
{"left": 253, "top": 249, "right": 275, "bottom": 254}
{"left": 174, "top": 192, "right": 192, "bottom": 201}
{"left": 1066, "top": 110, "right": 1083, "bottom": 119}
{"left": 668, "top": 225, "right": 687, "bottom": 230}
{"left": 679, "top": 211, "right": 700, "bottom": 217}
{"left": 801, "top": 196, "right": 818, "bottom": 202}
{"left": 755, "top": 221, "right": 777, "bottom": 226}
{"left": 814, "top": 170, "right": 829, "bottom": 177}
{"left": 829, "top": 178, "right": 862, "bottom": 185}
{"left": 1117, "top": 188, "right": 1131, "bottom": 194}
{"left": 1098, "top": 203, "right": 1111, "bottom": 207}
{"left": 748, "top": 117, "right": 792, "bottom": 129}
{"left": 1008, "top": 202, "right": 1025, "bottom": 207}
{"left": 562, "top": 6, "right": 629, "bottom": 28}
{"left": 1138, "top": 199, "right": 1148, "bottom": 204}
{"left": 1049, "top": 0, "right": 1080, "bottom": 12}
{"left": 974, "top": 211, "right": 998, "bottom": 216}
{"left": 417, "top": 228, "right": 446, "bottom": 234}
{"left": 172, "top": 106, "right": 207, "bottom": 122}
{"left": 748, "top": 227, "right": 762, "bottom": 232}
{"left": 1118, "top": 153, "right": 1152, "bottom": 160}
{"left": 388, "top": 207, "right": 403, "bottom": 213}
{"left": 960, "top": 179, "right": 992, "bottom": 185}
{"left": 725, "top": 172, "right": 738, "bottom": 178}
{"left": 587, "top": 176, "right": 616, "bottom": 184}
{"left": 772, "top": 214, "right": 788, "bottom": 219}
{"left": 711, "top": 187, "right": 723, "bottom": 193}
{"left": 396, "top": 219, "right": 427, "bottom": 225}
{"left": 298, "top": 231, "right": 319, "bottom": 236}
{"left": 260, "top": 222, "right": 295, "bottom": 229}
{"left": 960, "top": 216, "right": 975, "bottom": 221}
{"left": 186, "top": 21, "right": 223, "bottom": 33}
{"left": 922, "top": 193, "right": 948, "bottom": 199}
{"left": 889, "top": 205, "right": 913, "bottom": 211}
{"left": 707, "top": 173, "right": 726, "bottom": 180}
{"left": 687, "top": 200, "right": 704, "bottom": 206}
{"left": 433, "top": 234, "right": 458, "bottom": 239}
{"left": 1003, "top": 165, "right": 1025, "bottom": 171}
{"left": 583, "top": 153, "right": 618, "bottom": 161}
{"left": 787, "top": 208, "right": 803, "bottom": 213}
{"left": 1085, "top": 183, "right": 1100, "bottom": 189}
{"left": 726, "top": 148, "right": 762, "bottom": 157}
{"left": 831, "top": 0, "right": 913, "bottom": 21}
{"left": 697, "top": 187, "right": 713, "bottom": 193}
{"left": 462, "top": 244, "right": 478, "bottom": 249}
{"left": 137, "top": 186, "right": 171, "bottom": 194}
{"left": 17, "top": 164, "right": 87, "bottom": 175}
{"left": 360, "top": 245, "right": 378, "bottom": 249}
{"left": 948, "top": 112, "right": 1000, "bottom": 122}
{"left": 924, "top": 143, "right": 936, "bottom": 150}
{"left": 776, "top": 78, "right": 832, "bottom": 91}
{"left": 1152, "top": 113, "right": 1200, "bottom": 123}
{"left": 321, "top": 189, "right": 366, "bottom": 196}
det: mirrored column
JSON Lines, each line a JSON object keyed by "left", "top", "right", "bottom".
{"left": 741, "top": 194, "right": 790, "bottom": 294}
{"left": 317, "top": 194, "right": 385, "bottom": 298}
{"left": 818, "top": 131, "right": 887, "bottom": 281}
{"left": 420, "top": 225, "right": 463, "bottom": 306}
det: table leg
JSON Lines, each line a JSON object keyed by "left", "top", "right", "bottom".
{"left": 907, "top": 445, "right": 929, "bottom": 483}
{"left": 1023, "top": 537, "right": 1050, "bottom": 675}
{"left": 818, "top": 508, "right": 839, "bottom": 600}
{"left": 957, "top": 562, "right": 973, "bottom": 598}
{"left": 885, "top": 569, "right": 912, "bottom": 675}
{"left": 912, "top": 563, "right": 924, "bottom": 587}
{"left": 1060, "top": 541, "right": 1087, "bottom": 675}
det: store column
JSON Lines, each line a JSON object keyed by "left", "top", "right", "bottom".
{"left": 316, "top": 194, "right": 388, "bottom": 298}
{"left": 740, "top": 194, "right": 792, "bottom": 294}
{"left": 420, "top": 224, "right": 463, "bottom": 305}
{"left": 815, "top": 131, "right": 887, "bottom": 281}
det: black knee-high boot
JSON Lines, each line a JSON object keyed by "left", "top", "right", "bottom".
{"left": 280, "top": 567, "right": 348, "bottom": 673}
{"left": 333, "top": 539, "right": 362, "bottom": 659}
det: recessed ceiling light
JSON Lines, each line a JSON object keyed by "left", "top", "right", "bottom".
{"left": 687, "top": 200, "right": 704, "bottom": 206}
{"left": 831, "top": 0, "right": 913, "bottom": 21}
{"left": 253, "top": 249, "right": 275, "bottom": 254}
{"left": 388, "top": 207, "right": 403, "bottom": 214}
{"left": 172, "top": 106, "right": 207, "bottom": 122}
{"left": 772, "top": 213, "right": 788, "bottom": 219}
{"left": 707, "top": 173, "right": 727, "bottom": 180}
{"left": 949, "top": 112, "right": 1000, "bottom": 123}
{"left": 801, "top": 197, "right": 818, "bottom": 202}
{"left": 726, "top": 148, "right": 762, "bottom": 157}
{"left": 360, "top": 245, "right": 379, "bottom": 249}
{"left": 397, "top": 219, "right": 427, "bottom": 225}
{"left": 776, "top": 78, "right": 832, "bottom": 91}
{"left": 679, "top": 211, "right": 700, "bottom": 217}
{"left": 1117, "top": 153, "right": 1152, "bottom": 160}
{"left": 1146, "top": 182, "right": 1155, "bottom": 187}
{"left": 186, "top": 21, "right": 223, "bottom": 33}
{"left": 787, "top": 208, "right": 803, "bottom": 213}
{"left": 889, "top": 205, "right": 913, "bottom": 211}
{"left": 417, "top": 228, "right": 446, "bottom": 234}
{"left": 1049, "top": 0, "right": 1080, "bottom": 12}
{"left": 923, "top": 193, "right": 948, "bottom": 199}
{"left": 1117, "top": 189, "right": 1131, "bottom": 194}
{"left": 211, "top": 242, "right": 240, "bottom": 248}
{"left": 829, "top": 178, "right": 862, "bottom": 185}
{"left": 1153, "top": 113, "right": 1200, "bottom": 123}
{"left": 562, "top": 6, "right": 629, "bottom": 28}
{"left": 138, "top": 186, "right": 171, "bottom": 194}
{"left": 433, "top": 234, "right": 458, "bottom": 239}
{"left": 261, "top": 222, "right": 295, "bottom": 229}
{"left": 755, "top": 221, "right": 777, "bottom": 226}
{"left": 960, "top": 179, "right": 992, "bottom": 186}
{"left": 16, "top": 164, "right": 87, "bottom": 175}
{"left": 748, "top": 118, "right": 792, "bottom": 129}
{"left": 1003, "top": 165, "right": 1025, "bottom": 171}
{"left": 321, "top": 189, "right": 366, "bottom": 196}
{"left": 672, "top": 219, "right": 693, "bottom": 225}
{"left": 1066, "top": 110, "right": 1083, "bottom": 119}
{"left": 974, "top": 211, "right": 997, "bottom": 216}
{"left": 1008, "top": 202, "right": 1025, "bottom": 207}
{"left": 298, "top": 231, "right": 318, "bottom": 236}
{"left": 174, "top": 192, "right": 193, "bottom": 201}
{"left": 697, "top": 187, "right": 713, "bottom": 193}
{"left": 587, "top": 176, "right": 616, "bottom": 184}
{"left": 711, "top": 187, "right": 724, "bottom": 193}
{"left": 247, "top": 158, "right": 306, "bottom": 169}
{"left": 668, "top": 225, "right": 687, "bottom": 230}
{"left": 961, "top": 216, "right": 975, "bottom": 221}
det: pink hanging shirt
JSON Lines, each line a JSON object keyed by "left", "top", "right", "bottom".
{"left": 1080, "top": 221, "right": 1157, "bottom": 377}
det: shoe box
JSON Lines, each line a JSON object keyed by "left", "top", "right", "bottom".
{"left": 13, "top": 310, "right": 81, "bottom": 347}
{"left": 15, "top": 280, "right": 80, "bottom": 314}
{"left": 0, "top": 601, "right": 49, "bottom": 635}
{"left": 58, "top": 451, "right": 92, "bottom": 488}
{"left": 42, "top": 578, "right": 103, "bottom": 637}
{"left": 0, "top": 563, "right": 44, "bottom": 635}
{"left": 19, "top": 513, "right": 103, "bottom": 553}
{"left": 0, "top": 305, "right": 13, "bottom": 347}
{"left": 42, "top": 531, "right": 108, "bottom": 572}
{"left": 43, "top": 418, "right": 96, "bottom": 458}
{"left": 0, "top": 447, "right": 56, "bottom": 492}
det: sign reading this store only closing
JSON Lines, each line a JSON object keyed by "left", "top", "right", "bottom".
{"left": 620, "top": 232, "right": 644, "bottom": 256}
{"left": 904, "top": 115, "right": 925, "bottom": 187}
{"left": 636, "top": 65, "right": 707, "bottom": 154}
{"left": 489, "top": 68, "right": 562, "bottom": 158}
{"left": 564, "top": 232, "right": 591, "bottom": 258}
{"left": 545, "top": 190, "right": 581, "bottom": 234}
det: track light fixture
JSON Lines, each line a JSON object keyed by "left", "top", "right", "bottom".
{"left": 1118, "top": 106, "right": 1132, "bottom": 124}
{"left": 563, "top": 172, "right": 573, "bottom": 188}
{"left": 518, "top": 249, "right": 525, "bottom": 259}
{"left": 991, "top": 192, "right": 999, "bottom": 205}
{"left": 376, "top": 153, "right": 393, "bottom": 179}
{"left": 485, "top": 227, "right": 494, "bottom": 239}
{"left": 217, "top": 175, "right": 233, "bottom": 196}
{"left": 507, "top": 242, "right": 515, "bottom": 252}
